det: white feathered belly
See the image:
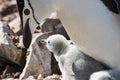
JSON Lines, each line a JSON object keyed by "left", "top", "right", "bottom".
{"left": 56, "top": 0, "right": 120, "bottom": 68}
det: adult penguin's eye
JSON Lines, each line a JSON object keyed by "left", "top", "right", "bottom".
{"left": 24, "top": 8, "right": 30, "bottom": 15}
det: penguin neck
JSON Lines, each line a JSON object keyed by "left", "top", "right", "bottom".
{"left": 53, "top": 46, "right": 67, "bottom": 62}
{"left": 54, "top": 43, "right": 69, "bottom": 56}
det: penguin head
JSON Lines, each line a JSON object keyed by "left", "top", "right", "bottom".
{"left": 21, "top": 0, "right": 55, "bottom": 48}
{"left": 41, "top": 34, "right": 69, "bottom": 54}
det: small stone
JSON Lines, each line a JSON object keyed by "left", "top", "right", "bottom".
{"left": 37, "top": 74, "right": 44, "bottom": 80}
{"left": 13, "top": 72, "right": 21, "bottom": 78}
{"left": 44, "top": 74, "right": 61, "bottom": 80}
{"left": 25, "top": 76, "right": 36, "bottom": 80}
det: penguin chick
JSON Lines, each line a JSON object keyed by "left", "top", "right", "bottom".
{"left": 42, "top": 34, "right": 109, "bottom": 80}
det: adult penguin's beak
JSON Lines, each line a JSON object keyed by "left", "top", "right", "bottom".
{"left": 23, "top": 18, "right": 32, "bottom": 48}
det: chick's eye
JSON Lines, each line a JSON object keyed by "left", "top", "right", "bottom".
{"left": 48, "top": 41, "right": 50, "bottom": 44}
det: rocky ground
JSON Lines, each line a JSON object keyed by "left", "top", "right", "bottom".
{"left": 0, "top": 0, "right": 62, "bottom": 80}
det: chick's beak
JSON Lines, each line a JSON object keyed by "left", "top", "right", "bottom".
{"left": 40, "top": 39, "right": 47, "bottom": 45}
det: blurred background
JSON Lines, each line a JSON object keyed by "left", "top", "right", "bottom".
{"left": 0, "top": 0, "right": 22, "bottom": 35}
{"left": 0, "top": 0, "right": 23, "bottom": 79}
